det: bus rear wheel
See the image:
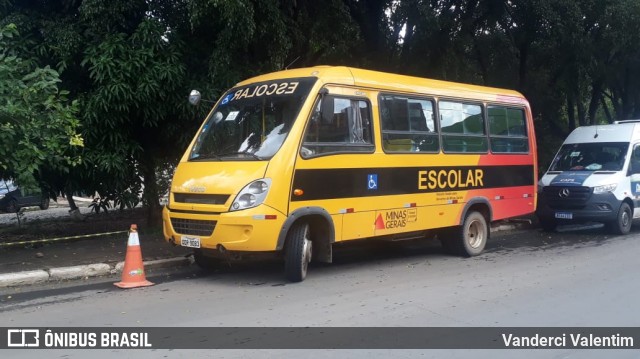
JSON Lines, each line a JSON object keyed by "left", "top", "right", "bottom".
{"left": 284, "top": 222, "right": 312, "bottom": 282}
{"left": 442, "top": 211, "right": 488, "bottom": 257}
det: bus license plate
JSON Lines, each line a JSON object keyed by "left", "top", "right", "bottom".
{"left": 555, "top": 212, "right": 573, "bottom": 219}
{"left": 181, "top": 236, "right": 201, "bottom": 248}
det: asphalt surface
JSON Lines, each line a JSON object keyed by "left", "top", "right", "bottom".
{"left": 0, "top": 207, "right": 531, "bottom": 289}
{"left": 1, "top": 220, "right": 638, "bottom": 359}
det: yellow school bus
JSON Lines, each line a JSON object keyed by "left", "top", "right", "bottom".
{"left": 163, "top": 66, "right": 537, "bottom": 282}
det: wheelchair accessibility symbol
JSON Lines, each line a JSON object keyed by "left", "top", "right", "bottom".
{"left": 367, "top": 174, "right": 378, "bottom": 190}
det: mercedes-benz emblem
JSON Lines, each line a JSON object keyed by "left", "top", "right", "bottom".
{"left": 559, "top": 188, "right": 570, "bottom": 198}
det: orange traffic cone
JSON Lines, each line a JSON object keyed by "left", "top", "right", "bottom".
{"left": 114, "top": 224, "right": 154, "bottom": 289}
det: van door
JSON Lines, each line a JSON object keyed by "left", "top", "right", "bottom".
{"left": 628, "top": 143, "right": 640, "bottom": 217}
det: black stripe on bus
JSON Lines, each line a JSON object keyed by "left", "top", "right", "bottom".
{"left": 291, "top": 165, "right": 534, "bottom": 201}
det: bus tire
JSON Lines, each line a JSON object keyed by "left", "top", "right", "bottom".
{"left": 193, "top": 249, "right": 221, "bottom": 271}
{"left": 450, "top": 211, "right": 488, "bottom": 257}
{"left": 607, "top": 202, "right": 632, "bottom": 235}
{"left": 284, "top": 222, "right": 312, "bottom": 282}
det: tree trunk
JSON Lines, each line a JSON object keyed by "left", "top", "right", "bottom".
{"left": 587, "top": 79, "right": 602, "bottom": 125}
{"left": 518, "top": 43, "right": 529, "bottom": 91}
{"left": 66, "top": 191, "right": 78, "bottom": 211}
{"left": 140, "top": 154, "right": 162, "bottom": 226}
{"left": 576, "top": 90, "right": 586, "bottom": 126}
{"left": 567, "top": 94, "right": 576, "bottom": 130}
{"left": 601, "top": 97, "right": 614, "bottom": 124}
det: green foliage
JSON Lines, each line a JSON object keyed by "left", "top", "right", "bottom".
{"left": 3, "top": 0, "right": 640, "bottom": 199}
{"left": 0, "top": 23, "right": 83, "bottom": 189}
{"left": 89, "top": 196, "right": 110, "bottom": 214}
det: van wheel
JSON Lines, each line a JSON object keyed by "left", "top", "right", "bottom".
{"left": 607, "top": 202, "right": 632, "bottom": 235}
{"left": 539, "top": 219, "right": 557, "bottom": 232}
{"left": 39, "top": 197, "right": 50, "bottom": 210}
{"left": 284, "top": 222, "right": 312, "bottom": 282}
{"left": 442, "top": 211, "right": 488, "bottom": 257}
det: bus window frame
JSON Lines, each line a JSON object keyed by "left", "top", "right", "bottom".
{"left": 486, "top": 104, "right": 530, "bottom": 154}
{"left": 437, "top": 98, "right": 489, "bottom": 154}
{"left": 300, "top": 94, "right": 376, "bottom": 159}
{"left": 378, "top": 93, "right": 440, "bottom": 155}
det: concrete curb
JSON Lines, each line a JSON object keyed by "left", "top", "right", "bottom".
{"left": 0, "top": 270, "right": 50, "bottom": 288}
{"left": 49, "top": 263, "right": 112, "bottom": 281}
{"left": 114, "top": 256, "right": 192, "bottom": 273}
{"left": 0, "top": 256, "right": 192, "bottom": 288}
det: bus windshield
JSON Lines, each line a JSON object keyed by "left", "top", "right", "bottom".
{"left": 550, "top": 142, "right": 628, "bottom": 172}
{"left": 190, "top": 77, "right": 317, "bottom": 161}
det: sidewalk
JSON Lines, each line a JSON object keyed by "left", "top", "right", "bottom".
{"left": 0, "top": 226, "right": 193, "bottom": 288}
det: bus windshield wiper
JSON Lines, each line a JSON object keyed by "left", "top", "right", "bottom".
{"left": 189, "top": 153, "right": 223, "bottom": 161}
{"left": 218, "top": 152, "right": 264, "bottom": 160}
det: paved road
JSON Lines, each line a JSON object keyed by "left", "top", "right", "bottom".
{"left": 1, "top": 224, "right": 639, "bottom": 358}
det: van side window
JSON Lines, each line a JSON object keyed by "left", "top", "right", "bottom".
{"left": 439, "top": 101, "right": 488, "bottom": 153}
{"left": 379, "top": 95, "right": 438, "bottom": 153}
{"left": 301, "top": 95, "right": 374, "bottom": 158}
{"left": 488, "top": 106, "right": 529, "bottom": 153}
{"left": 630, "top": 144, "right": 640, "bottom": 174}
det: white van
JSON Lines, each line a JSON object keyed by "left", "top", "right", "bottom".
{"left": 536, "top": 121, "right": 640, "bottom": 234}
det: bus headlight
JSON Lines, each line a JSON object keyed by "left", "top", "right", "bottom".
{"left": 593, "top": 184, "right": 617, "bottom": 194}
{"left": 230, "top": 178, "right": 271, "bottom": 211}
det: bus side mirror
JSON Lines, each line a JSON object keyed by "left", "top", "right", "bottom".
{"left": 189, "top": 90, "right": 201, "bottom": 106}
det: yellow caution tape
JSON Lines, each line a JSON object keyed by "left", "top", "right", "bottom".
{"left": 0, "top": 230, "right": 129, "bottom": 247}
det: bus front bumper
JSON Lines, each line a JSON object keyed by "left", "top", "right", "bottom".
{"left": 162, "top": 205, "right": 285, "bottom": 252}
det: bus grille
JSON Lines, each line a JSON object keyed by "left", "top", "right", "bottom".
{"left": 171, "top": 218, "right": 217, "bottom": 236}
{"left": 542, "top": 186, "right": 592, "bottom": 209}
{"left": 174, "top": 193, "right": 229, "bottom": 205}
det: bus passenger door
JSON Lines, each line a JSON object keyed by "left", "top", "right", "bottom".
{"left": 293, "top": 90, "right": 377, "bottom": 242}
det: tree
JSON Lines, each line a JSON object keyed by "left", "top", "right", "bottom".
{"left": 0, "top": 23, "right": 82, "bottom": 193}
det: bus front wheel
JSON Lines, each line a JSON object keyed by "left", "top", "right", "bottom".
{"left": 442, "top": 211, "right": 488, "bottom": 257}
{"left": 284, "top": 222, "right": 313, "bottom": 282}
{"left": 193, "top": 249, "right": 222, "bottom": 271}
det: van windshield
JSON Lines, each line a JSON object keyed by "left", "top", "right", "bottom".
{"left": 190, "top": 77, "right": 317, "bottom": 161}
{"left": 550, "top": 142, "right": 629, "bottom": 171}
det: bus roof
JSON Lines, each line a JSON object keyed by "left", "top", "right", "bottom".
{"left": 235, "top": 66, "right": 528, "bottom": 106}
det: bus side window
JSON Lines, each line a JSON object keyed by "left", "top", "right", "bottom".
{"left": 380, "top": 94, "right": 438, "bottom": 153}
{"left": 301, "top": 95, "right": 374, "bottom": 158}
{"left": 488, "top": 106, "right": 528, "bottom": 153}
{"left": 440, "top": 101, "right": 487, "bottom": 153}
